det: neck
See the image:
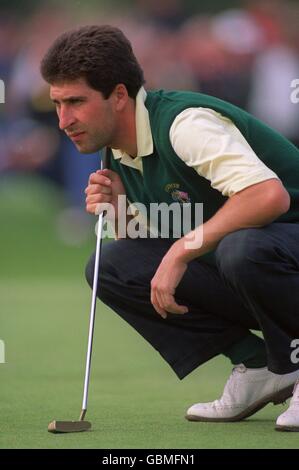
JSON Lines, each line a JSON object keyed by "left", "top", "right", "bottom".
{"left": 112, "top": 98, "right": 137, "bottom": 157}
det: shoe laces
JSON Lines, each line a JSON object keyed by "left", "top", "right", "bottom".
{"left": 219, "top": 364, "right": 247, "bottom": 404}
{"left": 232, "top": 364, "right": 247, "bottom": 375}
{"left": 224, "top": 364, "right": 247, "bottom": 388}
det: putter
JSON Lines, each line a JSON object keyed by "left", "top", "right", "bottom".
{"left": 48, "top": 148, "right": 111, "bottom": 433}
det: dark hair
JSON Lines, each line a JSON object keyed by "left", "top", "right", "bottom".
{"left": 40, "top": 25, "right": 145, "bottom": 98}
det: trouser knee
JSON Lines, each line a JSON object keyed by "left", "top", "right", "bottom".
{"left": 215, "top": 228, "right": 272, "bottom": 286}
{"left": 85, "top": 238, "right": 163, "bottom": 301}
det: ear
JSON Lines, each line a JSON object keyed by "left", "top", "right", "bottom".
{"left": 112, "top": 84, "right": 129, "bottom": 111}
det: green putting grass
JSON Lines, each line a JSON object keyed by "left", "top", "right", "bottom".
{"left": 0, "top": 175, "right": 298, "bottom": 449}
{"left": 1, "top": 278, "right": 299, "bottom": 449}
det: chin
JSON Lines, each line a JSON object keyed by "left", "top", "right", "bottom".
{"left": 75, "top": 143, "right": 100, "bottom": 154}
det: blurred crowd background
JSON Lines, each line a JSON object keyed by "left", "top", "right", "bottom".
{"left": 1, "top": 0, "right": 299, "bottom": 246}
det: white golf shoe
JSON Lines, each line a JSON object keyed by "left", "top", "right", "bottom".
{"left": 186, "top": 364, "right": 299, "bottom": 422}
{"left": 275, "top": 380, "right": 299, "bottom": 431}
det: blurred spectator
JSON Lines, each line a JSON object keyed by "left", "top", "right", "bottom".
{"left": 0, "top": 16, "right": 19, "bottom": 85}
{"left": 134, "top": 0, "right": 188, "bottom": 30}
{"left": 178, "top": 15, "right": 253, "bottom": 107}
{"left": 3, "top": 6, "right": 101, "bottom": 205}
{"left": 247, "top": 0, "right": 299, "bottom": 146}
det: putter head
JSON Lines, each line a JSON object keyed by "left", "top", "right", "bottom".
{"left": 48, "top": 420, "right": 91, "bottom": 433}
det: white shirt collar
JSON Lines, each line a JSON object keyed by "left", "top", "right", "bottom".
{"left": 111, "top": 87, "right": 153, "bottom": 162}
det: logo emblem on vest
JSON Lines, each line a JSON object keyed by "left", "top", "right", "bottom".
{"left": 165, "top": 183, "right": 191, "bottom": 204}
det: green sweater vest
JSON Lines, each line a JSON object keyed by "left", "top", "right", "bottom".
{"left": 110, "top": 90, "right": 299, "bottom": 244}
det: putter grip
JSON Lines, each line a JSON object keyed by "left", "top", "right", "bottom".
{"left": 102, "top": 147, "right": 111, "bottom": 170}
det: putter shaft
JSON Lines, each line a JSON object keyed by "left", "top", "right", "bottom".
{"left": 48, "top": 149, "right": 110, "bottom": 434}
{"left": 81, "top": 149, "right": 109, "bottom": 416}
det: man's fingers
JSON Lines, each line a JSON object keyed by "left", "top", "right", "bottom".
{"left": 85, "top": 193, "right": 111, "bottom": 205}
{"left": 150, "top": 291, "right": 168, "bottom": 319}
{"left": 88, "top": 171, "right": 112, "bottom": 186}
{"left": 85, "top": 184, "right": 112, "bottom": 196}
{"left": 151, "top": 288, "right": 188, "bottom": 317}
{"left": 161, "top": 293, "right": 189, "bottom": 314}
{"left": 86, "top": 203, "right": 99, "bottom": 214}
{"left": 85, "top": 192, "right": 112, "bottom": 214}
{"left": 97, "top": 169, "right": 119, "bottom": 182}
{"left": 154, "top": 305, "right": 168, "bottom": 319}
{"left": 86, "top": 201, "right": 113, "bottom": 215}
{"left": 94, "top": 202, "right": 110, "bottom": 215}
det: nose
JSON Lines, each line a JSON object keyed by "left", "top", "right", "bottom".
{"left": 58, "top": 106, "right": 76, "bottom": 131}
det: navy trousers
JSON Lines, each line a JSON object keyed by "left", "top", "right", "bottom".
{"left": 85, "top": 223, "right": 299, "bottom": 379}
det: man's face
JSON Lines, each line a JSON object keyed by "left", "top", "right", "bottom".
{"left": 50, "top": 78, "right": 116, "bottom": 153}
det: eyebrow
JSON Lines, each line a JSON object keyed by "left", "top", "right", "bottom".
{"left": 51, "top": 95, "right": 87, "bottom": 104}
